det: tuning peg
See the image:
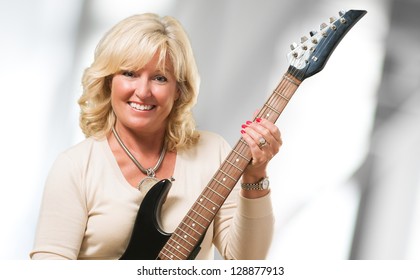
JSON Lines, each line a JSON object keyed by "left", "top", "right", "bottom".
{"left": 309, "top": 30, "right": 317, "bottom": 36}
{"left": 320, "top": 22, "right": 328, "bottom": 30}
{"left": 339, "top": 10, "right": 346, "bottom": 17}
{"left": 301, "top": 36, "right": 308, "bottom": 43}
{"left": 329, "top": 16, "right": 337, "bottom": 23}
{"left": 290, "top": 42, "right": 298, "bottom": 50}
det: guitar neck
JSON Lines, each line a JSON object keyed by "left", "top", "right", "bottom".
{"left": 158, "top": 73, "right": 301, "bottom": 260}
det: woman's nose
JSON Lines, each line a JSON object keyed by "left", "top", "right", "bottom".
{"left": 134, "top": 77, "right": 151, "bottom": 99}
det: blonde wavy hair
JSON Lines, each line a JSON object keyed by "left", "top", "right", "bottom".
{"left": 78, "top": 13, "right": 200, "bottom": 151}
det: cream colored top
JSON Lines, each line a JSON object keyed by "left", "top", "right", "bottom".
{"left": 30, "top": 131, "right": 274, "bottom": 260}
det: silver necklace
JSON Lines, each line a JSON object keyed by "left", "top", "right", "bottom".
{"left": 112, "top": 126, "right": 166, "bottom": 193}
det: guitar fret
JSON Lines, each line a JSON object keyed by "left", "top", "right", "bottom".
{"left": 197, "top": 201, "right": 216, "bottom": 215}
{"left": 166, "top": 242, "right": 188, "bottom": 258}
{"left": 173, "top": 231, "right": 194, "bottom": 248}
{"left": 191, "top": 208, "right": 211, "bottom": 223}
{"left": 182, "top": 221, "right": 201, "bottom": 235}
{"left": 273, "top": 88, "right": 291, "bottom": 101}
{"left": 178, "top": 227, "right": 199, "bottom": 242}
{"left": 240, "top": 138, "right": 248, "bottom": 146}
{"left": 160, "top": 250, "right": 181, "bottom": 260}
{"left": 265, "top": 103, "right": 281, "bottom": 115}
{"left": 169, "top": 237, "right": 190, "bottom": 252}
{"left": 283, "top": 74, "right": 299, "bottom": 87}
{"left": 226, "top": 160, "right": 244, "bottom": 172}
{"left": 186, "top": 214, "right": 206, "bottom": 229}
{"left": 159, "top": 251, "right": 170, "bottom": 259}
{"left": 180, "top": 222, "right": 199, "bottom": 237}
{"left": 205, "top": 186, "right": 225, "bottom": 199}
{"left": 200, "top": 194, "right": 219, "bottom": 207}
{"left": 212, "top": 178, "right": 231, "bottom": 191}
{"left": 232, "top": 149, "right": 251, "bottom": 162}
{"left": 173, "top": 231, "right": 195, "bottom": 247}
{"left": 219, "top": 169, "right": 237, "bottom": 182}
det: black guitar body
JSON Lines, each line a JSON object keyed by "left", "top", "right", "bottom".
{"left": 119, "top": 179, "right": 202, "bottom": 260}
{"left": 119, "top": 179, "right": 172, "bottom": 260}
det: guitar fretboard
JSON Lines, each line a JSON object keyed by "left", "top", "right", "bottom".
{"left": 158, "top": 73, "right": 301, "bottom": 260}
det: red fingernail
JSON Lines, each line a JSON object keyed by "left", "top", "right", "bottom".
{"left": 241, "top": 130, "right": 246, "bottom": 134}
{"left": 241, "top": 124, "right": 248, "bottom": 129}
{"left": 246, "top": 121, "right": 252, "bottom": 125}
{"left": 256, "top": 118, "right": 262, "bottom": 123}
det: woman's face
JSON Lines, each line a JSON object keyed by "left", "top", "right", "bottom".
{"left": 110, "top": 52, "right": 179, "bottom": 136}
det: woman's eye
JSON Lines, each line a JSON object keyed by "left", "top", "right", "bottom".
{"left": 154, "top": 75, "right": 168, "bottom": 83}
{"left": 122, "top": 71, "right": 135, "bottom": 77}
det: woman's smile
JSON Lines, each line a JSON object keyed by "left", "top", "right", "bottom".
{"left": 128, "top": 101, "right": 155, "bottom": 112}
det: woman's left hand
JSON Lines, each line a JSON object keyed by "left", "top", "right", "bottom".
{"left": 240, "top": 117, "right": 282, "bottom": 186}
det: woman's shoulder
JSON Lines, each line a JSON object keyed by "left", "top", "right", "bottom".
{"left": 197, "top": 130, "right": 221, "bottom": 139}
{"left": 195, "top": 130, "right": 230, "bottom": 149}
{"left": 62, "top": 137, "right": 102, "bottom": 155}
{"left": 181, "top": 130, "right": 232, "bottom": 161}
{"left": 55, "top": 137, "right": 106, "bottom": 166}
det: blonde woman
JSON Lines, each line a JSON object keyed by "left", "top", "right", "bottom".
{"left": 30, "top": 13, "right": 281, "bottom": 260}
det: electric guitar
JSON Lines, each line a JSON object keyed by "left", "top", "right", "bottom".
{"left": 120, "top": 9, "right": 367, "bottom": 260}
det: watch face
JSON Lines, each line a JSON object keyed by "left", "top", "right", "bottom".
{"left": 262, "top": 178, "right": 270, "bottom": 189}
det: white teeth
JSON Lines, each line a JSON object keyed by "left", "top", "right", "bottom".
{"left": 129, "top": 102, "right": 154, "bottom": 111}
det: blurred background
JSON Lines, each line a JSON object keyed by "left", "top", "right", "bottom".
{"left": 1, "top": 0, "right": 419, "bottom": 260}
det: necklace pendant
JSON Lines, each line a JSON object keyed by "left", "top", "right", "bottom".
{"left": 137, "top": 176, "right": 159, "bottom": 194}
{"left": 146, "top": 168, "right": 156, "bottom": 178}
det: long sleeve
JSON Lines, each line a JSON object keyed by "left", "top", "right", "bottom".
{"left": 213, "top": 186, "right": 274, "bottom": 259}
{"left": 30, "top": 153, "right": 88, "bottom": 259}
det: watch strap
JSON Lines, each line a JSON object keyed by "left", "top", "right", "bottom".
{"left": 241, "top": 177, "right": 269, "bottom": 191}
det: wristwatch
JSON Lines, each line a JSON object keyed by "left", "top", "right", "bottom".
{"left": 241, "top": 177, "right": 270, "bottom": 191}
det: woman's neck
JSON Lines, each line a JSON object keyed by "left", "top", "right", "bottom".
{"left": 113, "top": 122, "right": 166, "bottom": 157}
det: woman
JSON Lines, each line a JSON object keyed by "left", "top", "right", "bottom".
{"left": 30, "top": 13, "right": 281, "bottom": 260}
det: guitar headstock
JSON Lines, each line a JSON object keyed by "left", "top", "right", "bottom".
{"left": 287, "top": 9, "right": 367, "bottom": 81}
